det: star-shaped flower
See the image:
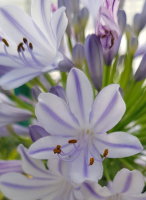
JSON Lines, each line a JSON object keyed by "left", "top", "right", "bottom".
{"left": 28, "top": 68, "right": 142, "bottom": 183}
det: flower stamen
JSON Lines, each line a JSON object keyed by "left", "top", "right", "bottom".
{"left": 2, "top": 38, "right": 9, "bottom": 47}
{"left": 68, "top": 140, "right": 77, "bottom": 144}
{"left": 103, "top": 149, "right": 109, "bottom": 157}
{"left": 53, "top": 145, "right": 61, "bottom": 154}
{"left": 89, "top": 158, "right": 94, "bottom": 165}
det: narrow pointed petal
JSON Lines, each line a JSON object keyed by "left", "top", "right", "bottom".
{"left": 93, "top": 132, "right": 143, "bottom": 158}
{"left": 0, "top": 161, "right": 22, "bottom": 176}
{"left": 0, "top": 103, "right": 32, "bottom": 127}
{"left": 0, "top": 67, "right": 41, "bottom": 90}
{"left": 51, "top": 7, "right": 68, "bottom": 48}
{"left": 66, "top": 68, "right": 93, "bottom": 127}
{"left": 0, "top": 173, "right": 57, "bottom": 200}
{"left": 112, "top": 169, "right": 144, "bottom": 195}
{"left": 28, "top": 136, "right": 71, "bottom": 159}
{"left": 69, "top": 148, "right": 103, "bottom": 184}
{"left": 36, "top": 93, "right": 80, "bottom": 137}
{"left": 18, "top": 144, "right": 50, "bottom": 178}
{"left": 49, "top": 85, "right": 67, "bottom": 102}
{"left": 84, "top": 34, "right": 103, "bottom": 90}
{"left": 81, "top": 181, "right": 111, "bottom": 200}
{"left": 90, "top": 84, "right": 126, "bottom": 134}
{"left": 31, "top": 0, "right": 56, "bottom": 49}
{"left": 29, "top": 125, "right": 50, "bottom": 142}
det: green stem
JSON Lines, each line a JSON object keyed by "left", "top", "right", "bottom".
{"left": 108, "top": 55, "right": 118, "bottom": 84}
{"left": 119, "top": 158, "right": 135, "bottom": 170}
{"left": 10, "top": 94, "right": 34, "bottom": 114}
{"left": 102, "top": 65, "right": 111, "bottom": 88}
{"left": 61, "top": 72, "right": 67, "bottom": 90}
{"left": 67, "top": 35, "right": 73, "bottom": 53}
{"left": 33, "top": 77, "right": 48, "bottom": 92}
{"left": 103, "top": 162, "right": 111, "bottom": 181}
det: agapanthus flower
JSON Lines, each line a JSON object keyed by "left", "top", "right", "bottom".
{"left": 95, "top": 0, "right": 121, "bottom": 49}
{"left": 0, "top": 0, "right": 67, "bottom": 90}
{"left": 0, "top": 92, "right": 32, "bottom": 127}
{"left": 28, "top": 68, "right": 142, "bottom": 183}
{"left": 81, "top": 168, "right": 146, "bottom": 200}
{"left": 0, "top": 160, "right": 22, "bottom": 177}
{"left": 0, "top": 144, "right": 84, "bottom": 200}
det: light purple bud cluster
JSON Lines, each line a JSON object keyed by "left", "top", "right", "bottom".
{"left": 95, "top": 0, "right": 121, "bottom": 50}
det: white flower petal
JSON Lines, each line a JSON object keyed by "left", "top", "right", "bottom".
{"left": 0, "top": 160, "right": 22, "bottom": 176}
{"left": 69, "top": 147, "right": 103, "bottom": 184}
{"left": 36, "top": 93, "right": 80, "bottom": 136}
{"left": 90, "top": 84, "right": 126, "bottom": 134}
{"left": 66, "top": 68, "right": 93, "bottom": 127}
{"left": 0, "top": 5, "right": 51, "bottom": 54}
{"left": 18, "top": 144, "right": 50, "bottom": 178}
{"left": 93, "top": 132, "right": 143, "bottom": 158}
{"left": 0, "top": 103, "right": 32, "bottom": 127}
{"left": 51, "top": 7, "right": 68, "bottom": 48}
{"left": 28, "top": 136, "right": 72, "bottom": 159}
{"left": 112, "top": 169, "right": 145, "bottom": 196}
{"left": 31, "top": 0, "right": 56, "bottom": 50}
{"left": 0, "top": 67, "right": 41, "bottom": 90}
{"left": 81, "top": 181, "right": 111, "bottom": 200}
{"left": 0, "top": 173, "right": 58, "bottom": 200}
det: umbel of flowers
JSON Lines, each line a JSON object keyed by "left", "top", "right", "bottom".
{"left": 0, "top": 0, "right": 146, "bottom": 200}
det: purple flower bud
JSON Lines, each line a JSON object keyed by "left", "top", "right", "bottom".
{"left": 96, "top": 0, "right": 121, "bottom": 50}
{"left": 133, "top": 14, "right": 141, "bottom": 35}
{"left": 84, "top": 34, "right": 103, "bottom": 91}
{"left": 103, "top": 36, "right": 121, "bottom": 66}
{"left": 135, "top": 52, "right": 146, "bottom": 82}
{"left": 58, "top": 54, "right": 74, "bottom": 72}
{"left": 51, "top": 4, "right": 57, "bottom": 12}
{"left": 119, "top": 0, "right": 125, "bottom": 9}
{"left": 125, "top": 24, "right": 132, "bottom": 40}
{"left": 72, "top": 43, "right": 85, "bottom": 69}
{"left": 129, "top": 36, "right": 138, "bottom": 55}
{"left": 49, "top": 85, "right": 67, "bottom": 102}
{"left": 31, "top": 86, "right": 42, "bottom": 101}
{"left": 29, "top": 125, "right": 50, "bottom": 142}
{"left": 118, "top": 10, "right": 127, "bottom": 34}
{"left": 80, "top": 7, "right": 89, "bottom": 29}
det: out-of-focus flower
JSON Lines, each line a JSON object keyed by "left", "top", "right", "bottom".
{"left": 0, "top": 124, "right": 29, "bottom": 137}
{"left": 72, "top": 43, "right": 85, "bottom": 69}
{"left": 0, "top": 145, "right": 84, "bottom": 200}
{"left": 134, "top": 52, "right": 146, "bottom": 82}
{"left": 28, "top": 68, "right": 142, "bottom": 184}
{"left": 84, "top": 34, "right": 103, "bottom": 91}
{"left": 133, "top": 0, "right": 146, "bottom": 35}
{"left": 31, "top": 86, "right": 42, "bottom": 101}
{"left": 81, "top": 168, "right": 146, "bottom": 200}
{"left": 0, "top": 92, "right": 32, "bottom": 127}
{"left": 0, "top": 160, "right": 22, "bottom": 177}
{"left": 134, "top": 43, "right": 146, "bottom": 58}
{"left": 0, "top": 0, "right": 68, "bottom": 90}
{"left": 49, "top": 85, "right": 67, "bottom": 102}
{"left": 51, "top": 3, "right": 57, "bottom": 12}
{"left": 80, "top": 7, "right": 89, "bottom": 30}
{"left": 95, "top": 0, "right": 121, "bottom": 50}
{"left": 125, "top": 24, "right": 132, "bottom": 40}
{"left": 118, "top": 10, "right": 127, "bottom": 34}
{"left": 80, "top": 0, "right": 102, "bottom": 26}
{"left": 70, "top": 0, "right": 80, "bottom": 14}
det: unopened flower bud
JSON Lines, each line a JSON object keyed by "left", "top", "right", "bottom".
{"left": 70, "top": 0, "right": 79, "bottom": 14}
{"left": 80, "top": 7, "right": 89, "bottom": 29}
{"left": 84, "top": 34, "right": 103, "bottom": 91}
{"left": 129, "top": 36, "right": 138, "bottom": 55}
{"left": 72, "top": 14, "right": 80, "bottom": 34}
{"left": 72, "top": 43, "right": 85, "bottom": 69}
{"left": 49, "top": 85, "right": 67, "bottom": 102}
{"left": 135, "top": 52, "right": 146, "bottom": 82}
{"left": 118, "top": 10, "right": 127, "bottom": 34}
{"left": 31, "top": 86, "right": 42, "bottom": 101}
{"left": 125, "top": 24, "right": 132, "bottom": 40}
